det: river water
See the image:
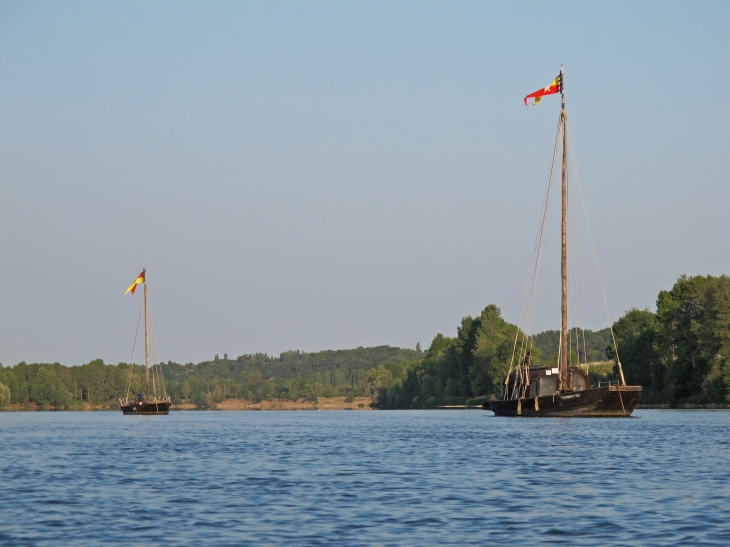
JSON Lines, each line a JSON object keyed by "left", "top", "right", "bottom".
{"left": 0, "top": 410, "right": 728, "bottom": 546}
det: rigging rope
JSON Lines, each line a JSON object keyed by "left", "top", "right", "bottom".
{"left": 501, "top": 108, "right": 627, "bottom": 401}
{"left": 125, "top": 304, "right": 144, "bottom": 400}
{"left": 505, "top": 113, "right": 562, "bottom": 398}
{"left": 568, "top": 155, "right": 590, "bottom": 373}
{"left": 565, "top": 124, "right": 626, "bottom": 385}
{"left": 147, "top": 298, "right": 169, "bottom": 400}
{"left": 521, "top": 117, "right": 561, "bottom": 381}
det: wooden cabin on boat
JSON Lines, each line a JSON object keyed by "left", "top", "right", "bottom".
{"left": 505, "top": 365, "right": 590, "bottom": 400}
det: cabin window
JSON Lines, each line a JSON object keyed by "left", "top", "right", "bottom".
{"left": 571, "top": 373, "right": 586, "bottom": 391}
{"left": 530, "top": 380, "right": 537, "bottom": 398}
{"left": 539, "top": 375, "right": 556, "bottom": 396}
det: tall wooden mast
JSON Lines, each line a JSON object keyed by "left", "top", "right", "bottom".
{"left": 121, "top": 268, "right": 171, "bottom": 415}
{"left": 144, "top": 273, "right": 150, "bottom": 401}
{"left": 560, "top": 66, "right": 570, "bottom": 392}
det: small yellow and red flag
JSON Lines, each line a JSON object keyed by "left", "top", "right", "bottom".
{"left": 125, "top": 269, "right": 145, "bottom": 295}
{"left": 524, "top": 74, "right": 562, "bottom": 106}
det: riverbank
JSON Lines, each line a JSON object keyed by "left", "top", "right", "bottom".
{"left": 6, "top": 398, "right": 729, "bottom": 411}
{"left": 211, "top": 396, "right": 372, "bottom": 411}
{"left": 1, "top": 396, "right": 374, "bottom": 411}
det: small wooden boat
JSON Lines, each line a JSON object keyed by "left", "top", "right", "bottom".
{"left": 488, "top": 68, "right": 641, "bottom": 417}
{"left": 121, "top": 393, "right": 171, "bottom": 415}
{"left": 119, "top": 269, "right": 171, "bottom": 415}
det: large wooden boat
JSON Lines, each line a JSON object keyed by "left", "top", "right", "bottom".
{"left": 119, "top": 269, "right": 171, "bottom": 415}
{"left": 487, "top": 366, "right": 641, "bottom": 417}
{"left": 487, "top": 68, "right": 641, "bottom": 417}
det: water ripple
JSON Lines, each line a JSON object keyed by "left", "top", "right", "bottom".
{"left": 1, "top": 410, "right": 729, "bottom": 545}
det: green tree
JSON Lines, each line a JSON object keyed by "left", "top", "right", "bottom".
{"left": 30, "top": 367, "right": 70, "bottom": 409}
{"left": 469, "top": 305, "right": 522, "bottom": 397}
{"left": 373, "top": 305, "right": 525, "bottom": 408}
{"left": 533, "top": 328, "right": 612, "bottom": 363}
{"left": 0, "top": 381, "right": 10, "bottom": 408}
{"left": 607, "top": 308, "right": 663, "bottom": 392}
{"left": 656, "top": 275, "right": 730, "bottom": 404}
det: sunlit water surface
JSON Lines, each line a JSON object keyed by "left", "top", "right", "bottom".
{"left": 1, "top": 410, "right": 728, "bottom": 546}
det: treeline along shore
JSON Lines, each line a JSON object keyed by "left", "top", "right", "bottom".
{"left": 1, "top": 274, "right": 729, "bottom": 410}
{"left": 0, "top": 347, "right": 419, "bottom": 411}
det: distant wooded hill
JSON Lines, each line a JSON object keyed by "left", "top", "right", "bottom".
{"left": 0, "top": 346, "right": 421, "bottom": 409}
{"left": 531, "top": 328, "right": 612, "bottom": 364}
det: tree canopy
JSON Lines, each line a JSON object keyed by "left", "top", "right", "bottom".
{"left": 0, "top": 346, "right": 420, "bottom": 410}
{"left": 372, "top": 275, "right": 730, "bottom": 409}
{"left": 371, "top": 304, "right": 524, "bottom": 409}
{"left": 610, "top": 274, "right": 730, "bottom": 405}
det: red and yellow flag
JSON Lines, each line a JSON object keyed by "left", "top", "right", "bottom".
{"left": 524, "top": 74, "right": 562, "bottom": 106}
{"left": 125, "top": 269, "right": 145, "bottom": 295}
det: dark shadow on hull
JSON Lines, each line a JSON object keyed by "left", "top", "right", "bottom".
{"left": 485, "top": 385, "right": 642, "bottom": 417}
{"left": 121, "top": 401, "right": 170, "bottom": 415}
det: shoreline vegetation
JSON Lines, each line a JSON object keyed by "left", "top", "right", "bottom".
{"left": 0, "top": 396, "right": 374, "bottom": 412}
{"left": 0, "top": 346, "right": 418, "bottom": 412}
{"left": 2, "top": 274, "right": 730, "bottom": 412}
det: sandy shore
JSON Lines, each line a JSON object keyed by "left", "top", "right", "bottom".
{"left": 212, "top": 397, "right": 373, "bottom": 411}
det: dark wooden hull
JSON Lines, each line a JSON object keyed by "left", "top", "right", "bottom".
{"left": 485, "top": 385, "right": 642, "bottom": 417}
{"left": 121, "top": 401, "right": 170, "bottom": 415}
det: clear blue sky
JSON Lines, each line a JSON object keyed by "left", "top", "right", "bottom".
{"left": 1, "top": 1, "right": 728, "bottom": 366}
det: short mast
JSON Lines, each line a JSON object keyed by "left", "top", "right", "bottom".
{"left": 560, "top": 66, "right": 570, "bottom": 392}
{"left": 144, "top": 276, "right": 150, "bottom": 401}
